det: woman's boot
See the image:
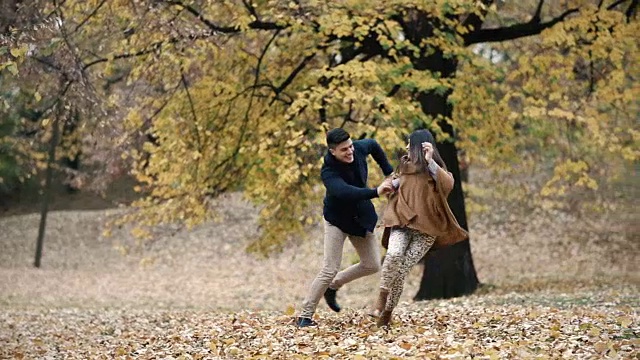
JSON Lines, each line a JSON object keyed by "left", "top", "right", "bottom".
{"left": 377, "top": 309, "right": 393, "bottom": 327}
{"left": 368, "top": 288, "right": 389, "bottom": 318}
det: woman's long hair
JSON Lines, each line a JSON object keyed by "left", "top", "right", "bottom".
{"left": 407, "top": 129, "right": 447, "bottom": 171}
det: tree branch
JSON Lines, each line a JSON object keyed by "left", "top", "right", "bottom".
{"left": 467, "top": 0, "right": 633, "bottom": 46}
{"left": 607, "top": 0, "right": 630, "bottom": 11}
{"left": 204, "top": 30, "right": 282, "bottom": 185}
{"left": 532, "top": 0, "right": 545, "bottom": 23}
{"left": 464, "top": 7, "right": 579, "bottom": 45}
{"left": 625, "top": 0, "right": 638, "bottom": 20}
{"left": 33, "top": 56, "right": 64, "bottom": 72}
{"left": 82, "top": 41, "right": 163, "bottom": 69}
{"left": 242, "top": 0, "right": 260, "bottom": 21}
{"left": 72, "top": 0, "right": 108, "bottom": 33}
{"left": 82, "top": 32, "right": 211, "bottom": 70}
{"left": 256, "top": 30, "right": 280, "bottom": 81}
{"left": 53, "top": 0, "right": 98, "bottom": 98}
{"left": 318, "top": 98, "right": 327, "bottom": 124}
{"left": 461, "top": 0, "right": 494, "bottom": 31}
{"left": 387, "top": 84, "right": 401, "bottom": 98}
{"left": 343, "top": 100, "right": 354, "bottom": 125}
{"left": 165, "top": 0, "right": 285, "bottom": 33}
{"left": 181, "top": 72, "right": 202, "bottom": 152}
{"left": 269, "top": 53, "right": 316, "bottom": 105}
{"left": 143, "top": 82, "right": 181, "bottom": 128}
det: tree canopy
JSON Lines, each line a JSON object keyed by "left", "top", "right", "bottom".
{"left": 1, "top": 0, "right": 637, "bottom": 253}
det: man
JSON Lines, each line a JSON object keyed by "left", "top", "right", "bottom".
{"left": 296, "top": 128, "right": 394, "bottom": 327}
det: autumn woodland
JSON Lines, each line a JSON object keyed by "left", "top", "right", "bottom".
{"left": 0, "top": 0, "right": 638, "bottom": 358}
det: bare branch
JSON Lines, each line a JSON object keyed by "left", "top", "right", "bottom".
{"left": 465, "top": 0, "right": 634, "bottom": 46}
{"left": 464, "top": 7, "right": 579, "bottom": 45}
{"left": 33, "top": 56, "right": 64, "bottom": 72}
{"left": 344, "top": 100, "right": 354, "bottom": 124}
{"left": 53, "top": 0, "right": 96, "bottom": 95}
{"left": 242, "top": 0, "right": 260, "bottom": 21}
{"left": 82, "top": 41, "right": 163, "bottom": 69}
{"left": 204, "top": 30, "right": 282, "bottom": 185}
{"left": 256, "top": 30, "right": 281, "bottom": 81}
{"left": 318, "top": 102, "right": 327, "bottom": 124}
{"left": 143, "top": 82, "right": 181, "bottom": 130}
{"left": 82, "top": 32, "right": 213, "bottom": 70}
{"left": 387, "top": 84, "right": 401, "bottom": 98}
{"left": 165, "top": 0, "right": 285, "bottom": 33}
{"left": 625, "top": 0, "right": 638, "bottom": 20}
{"left": 181, "top": 72, "right": 202, "bottom": 152}
{"left": 608, "top": 0, "right": 630, "bottom": 10}
{"left": 532, "top": 0, "right": 545, "bottom": 23}
{"left": 461, "top": 0, "right": 493, "bottom": 31}
{"left": 72, "top": 0, "right": 108, "bottom": 33}
{"left": 270, "top": 53, "right": 316, "bottom": 105}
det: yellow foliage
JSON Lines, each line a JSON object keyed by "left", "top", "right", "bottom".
{"left": 2, "top": 0, "right": 637, "bottom": 253}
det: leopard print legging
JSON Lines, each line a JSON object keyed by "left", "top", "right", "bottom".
{"left": 380, "top": 227, "right": 436, "bottom": 311}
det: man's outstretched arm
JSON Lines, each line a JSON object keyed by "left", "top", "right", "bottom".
{"left": 361, "top": 138, "right": 393, "bottom": 176}
{"left": 322, "top": 167, "right": 394, "bottom": 200}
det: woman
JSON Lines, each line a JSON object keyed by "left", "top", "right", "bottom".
{"left": 371, "top": 129, "right": 468, "bottom": 327}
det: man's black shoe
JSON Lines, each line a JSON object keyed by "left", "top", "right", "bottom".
{"left": 295, "top": 317, "right": 318, "bottom": 327}
{"left": 324, "top": 288, "right": 341, "bottom": 312}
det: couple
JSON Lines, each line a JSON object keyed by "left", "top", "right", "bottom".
{"left": 296, "top": 128, "right": 467, "bottom": 328}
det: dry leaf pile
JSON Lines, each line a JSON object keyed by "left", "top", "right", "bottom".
{"left": 0, "top": 192, "right": 638, "bottom": 359}
{"left": 1, "top": 288, "right": 638, "bottom": 359}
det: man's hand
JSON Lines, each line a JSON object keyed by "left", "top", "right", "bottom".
{"left": 377, "top": 178, "right": 394, "bottom": 196}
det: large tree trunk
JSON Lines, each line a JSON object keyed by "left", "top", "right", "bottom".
{"left": 412, "top": 50, "right": 480, "bottom": 300}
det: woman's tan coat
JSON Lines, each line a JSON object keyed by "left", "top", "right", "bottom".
{"left": 381, "top": 159, "right": 467, "bottom": 249}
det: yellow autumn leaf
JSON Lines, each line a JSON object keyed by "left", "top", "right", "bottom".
{"left": 284, "top": 305, "right": 295, "bottom": 316}
{"left": 617, "top": 316, "right": 632, "bottom": 328}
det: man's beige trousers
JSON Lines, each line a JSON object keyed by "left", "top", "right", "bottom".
{"left": 300, "top": 220, "right": 381, "bottom": 318}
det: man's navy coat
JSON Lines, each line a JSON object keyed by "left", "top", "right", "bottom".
{"left": 321, "top": 139, "right": 394, "bottom": 237}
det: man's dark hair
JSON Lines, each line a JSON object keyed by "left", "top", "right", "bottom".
{"left": 326, "top": 128, "right": 350, "bottom": 149}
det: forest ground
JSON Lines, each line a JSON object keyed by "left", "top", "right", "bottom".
{"left": 0, "top": 178, "right": 638, "bottom": 359}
